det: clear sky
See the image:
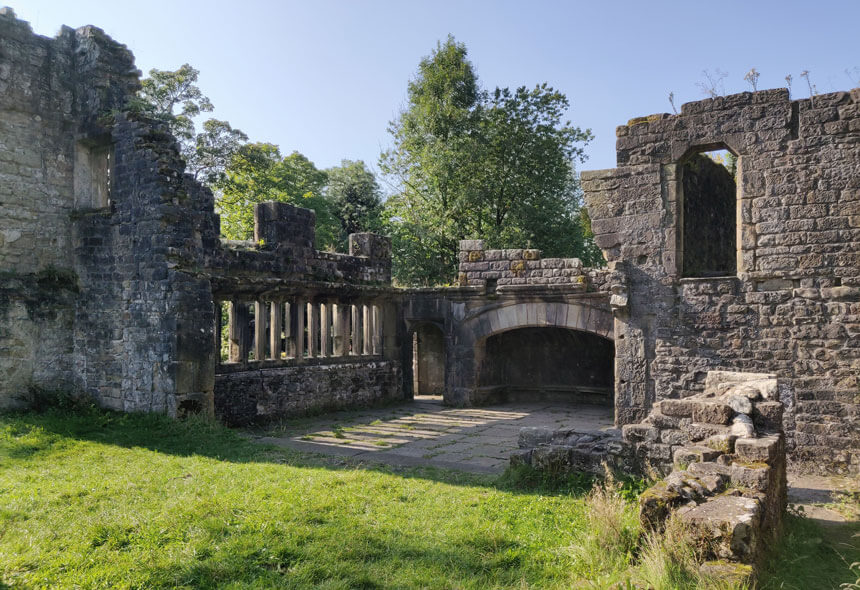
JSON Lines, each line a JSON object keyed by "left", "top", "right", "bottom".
{"left": 15, "top": 0, "right": 860, "bottom": 185}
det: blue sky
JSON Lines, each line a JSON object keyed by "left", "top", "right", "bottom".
{"left": 16, "top": 0, "right": 860, "bottom": 185}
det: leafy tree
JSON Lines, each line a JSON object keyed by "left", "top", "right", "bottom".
{"left": 380, "top": 36, "right": 596, "bottom": 286}
{"left": 215, "top": 143, "right": 339, "bottom": 248}
{"left": 134, "top": 64, "right": 246, "bottom": 186}
{"left": 324, "top": 160, "right": 383, "bottom": 249}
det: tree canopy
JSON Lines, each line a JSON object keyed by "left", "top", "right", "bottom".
{"left": 324, "top": 160, "right": 384, "bottom": 250}
{"left": 380, "top": 36, "right": 598, "bottom": 286}
{"left": 215, "top": 143, "right": 340, "bottom": 248}
{"left": 134, "top": 64, "right": 247, "bottom": 186}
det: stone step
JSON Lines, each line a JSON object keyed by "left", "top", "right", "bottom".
{"left": 678, "top": 495, "right": 762, "bottom": 562}
{"left": 673, "top": 445, "right": 723, "bottom": 469}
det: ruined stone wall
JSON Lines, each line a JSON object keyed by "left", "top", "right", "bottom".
{"left": 457, "top": 239, "right": 610, "bottom": 291}
{"left": 0, "top": 10, "right": 399, "bottom": 417}
{"left": 582, "top": 88, "right": 860, "bottom": 473}
{"left": 215, "top": 360, "right": 401, "bottom": 426}
{"left": 0, "top": 9, "right": 140, "bottom": 406}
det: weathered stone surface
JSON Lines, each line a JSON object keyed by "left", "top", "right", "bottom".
{"left": 692, "top": 401, "right": 735, "bottom": 425}
{"left": 730, "top": 414, "right": 756, "bottom": 438}
{"left": 674, "top": 445, "right": 722, "bottom": 468}
{"left": 680, "top": 495, "right": 762, "bottom": 561}
{"left": 736, "top": 435, "right": 780, "bottom": 464}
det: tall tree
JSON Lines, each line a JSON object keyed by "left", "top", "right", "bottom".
{"left": 324, "top": 160, "right": 383, "bottom": 249}
{"left": 134, "top": 64, "right": 246, "bottom": 186}
{"left": 215, "top": 143, "right": 339, "bottom": 248}
{"left": 380, "top": 37, "right": 596, "bottom": 286}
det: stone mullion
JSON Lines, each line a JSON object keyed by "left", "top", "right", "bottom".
{"left": 269, "top": 300, "right": 283, "bottom": 360}
{"left": 254, "top": 301, "right": 266, "bottom": 361}
{"left": 353, "top": 304, "right": 364, "bottom": 355}
{"left": 320, "top": 302, "right": 331, "bottom": 357}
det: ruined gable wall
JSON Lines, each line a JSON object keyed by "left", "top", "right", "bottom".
{"left": 0, "top": 10, "right": 138, "bottom": 406}
{"left": 583, "top": 88, "right": 860, "bottom": 473}
{"left": 0, "top": 8, "right": 218, "bottom": 413}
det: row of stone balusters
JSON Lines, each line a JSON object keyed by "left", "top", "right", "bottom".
{"left": 221, "top": 300, "right": 383, "bottom": 363}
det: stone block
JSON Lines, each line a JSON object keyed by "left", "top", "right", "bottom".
{"left": 735, "top": 434, "right": 780, "bottom": 464}
{"left": 518, "top": 426, "right": 553, "bottom": 448}
{"left": 679, "top": 495, "right": 762, "bottom": 562}
{"left": 530, "top": 445, "right": 572, "bottom": 472}
{"left": 509, "top": 449, "right": 532, "bottom": 467}
{"left": 673, "top": 445, "right": 723, "bottom": 469}
{"left": 622, "top": 424, "right": 659, "bottom": 443}
{"left": 730, "top": 463, "right": 771, "bottom": 492}
{"left": 692, "top": 401, "right": 734, "bottom": 425}
{"left": 660, "top": 399, "right": 695, "bottom": 417}
{"left": 752, "top": 401, "right": 783, "bottom": 432}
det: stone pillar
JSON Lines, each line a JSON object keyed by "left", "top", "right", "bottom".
{"left": 229, "top": 301, "right": 250, "bottom": 363}
{"left": 308, "top": 302, "right": 319, "bottom": 358}
{"left": 269, "top": 301, "right": 283, "bottom": 360}
{"left": 291, "top": 297, "right": 305, "bottom": 362}
{"left": 362, "top": 304, "right": 372, "bottom": 354}
{"left": 254, "top": 301, "right": 266, "bottom": 361}
{"left": 353, "top": 304, "right": 364, "bottom": 355}
{"left": 284, "top": 302, "right": 294, "bottom": 358}
{"left": 372, "top": 305, "right": 382, "bottom": 355}
{"left": 320, "top": 302, "right": 331, "bottom": 357}
{"left": 334, "top": 303, "right": 349, "bottom": 356}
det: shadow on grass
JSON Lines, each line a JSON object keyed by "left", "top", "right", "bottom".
{"left": 758, "top": 514, "right": 860, "bottom": 589}
{"left": 0, "top": 407, "right": 598, "bottom": 498}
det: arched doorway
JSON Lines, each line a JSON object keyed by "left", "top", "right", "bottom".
{"left": 476, "top": 327, "right": 614, "bottom": 405}
{"left": 412, "top": 323, "right": 445, "bottom": 396}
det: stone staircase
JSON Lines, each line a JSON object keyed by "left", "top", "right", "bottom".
{"left": 512, "top": 370, "right": 787, "bottom": 582}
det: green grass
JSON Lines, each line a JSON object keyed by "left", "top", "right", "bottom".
{"left": 0, "top": 408, "right": 857, "bottom": 589}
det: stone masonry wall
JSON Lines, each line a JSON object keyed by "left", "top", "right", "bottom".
{"left": 457, "top": 239, "right": 611, "bottom": 292}
{"left": 215, "top": 360, "right": 401, "bottom": 426}
{"left": 0, "top": 9, "right": 140, "bottom": 407}
{"left": 582, "top": 88, "right": 860, "bottom": 473}
{"left": 0, "top": 9, "right": 398, "bottom": 417}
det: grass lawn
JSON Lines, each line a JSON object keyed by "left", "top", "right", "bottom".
{"left": 0, "top": 408, "right": 858, "bottom": 589}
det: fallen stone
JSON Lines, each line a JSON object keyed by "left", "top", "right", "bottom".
{"left": 518, "top": 427, "right": 553, "bottom": 448}
{"left": 730, "top": 414, "right": 755, "bottom": 438}
{"left": 622, "top": 424, "right": 659, "bottom": 443}
{"left": 726, "top": 393, "right": 753, "bottom": 415}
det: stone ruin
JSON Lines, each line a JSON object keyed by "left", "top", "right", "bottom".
{"left": 0, "top": 0, "right": 858, "bottom": 508}
{"left": 2, "top": 6, "right": 859, "bottom": 582}
{"left": 513, "top": 369, "right": 786, "bottom": 581}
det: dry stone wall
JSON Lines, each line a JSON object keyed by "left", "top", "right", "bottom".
{"left": 582, "top": 88, "right": 860, "bottom": 473}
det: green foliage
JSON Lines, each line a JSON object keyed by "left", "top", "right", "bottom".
{"left": 380, "top": 36, "right": 597, "bottom": 286}
{"left": 135, "top": 64, "right": 246, "bottom": 187}
{"left": 137, "top": 63, "right": 213, "bottom": 141}
{"left": 215, "top": 143, "right": 339, "bottom": 248}
{"left": 324, "top": 160, "right": 383, "bottom": 250}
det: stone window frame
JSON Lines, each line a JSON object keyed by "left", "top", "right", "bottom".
{"left": 672, "top": 141, "right": 743, "bottom": 280}
{"left": 73, "top": 135, "right": 114, "bottom": 211}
